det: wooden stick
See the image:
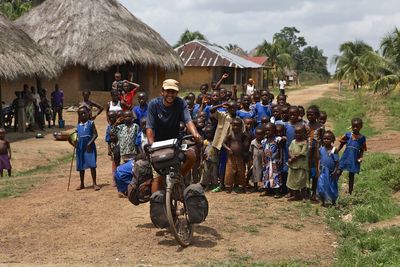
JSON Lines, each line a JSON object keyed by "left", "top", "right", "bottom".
{"left": 67, "top": 145, "right": 76, "bottom": 191}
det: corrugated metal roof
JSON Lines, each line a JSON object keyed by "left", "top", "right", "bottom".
{"left": 242, "top": 56, "right": 268, "bottom": 65}
{"left": 175, "top": 40, "right": 262, "bottom": 69}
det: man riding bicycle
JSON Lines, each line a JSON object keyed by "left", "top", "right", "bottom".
{"left": 146, "top": 79, "right": 202, "bottom": 193}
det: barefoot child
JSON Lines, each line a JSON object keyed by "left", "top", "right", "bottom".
{"left": 338, "top": 118, "right": 367, "bottom": 195}
{"left": 223, "top": 118, "right": 250, "bottom": 193}
{"left": 261, "top": 123, "right": 280, "bottom": 197}
{"left": 317, "top": 131, "right": 339, "bottom": 206}
{"left": 249, "top": 126, "right": 264, "bottom": 192}
{"left": 0, "top": 128, "right": 11, "bottom": 177}
{"left": 200, "top": 125, "right": 219, "bottom": 190}
{"left": 287, "top": 125, "right": 308, "bottom": 200}
{"left": 76, "top": 106, "right": 99, "bottom": 190}
{"left": 306, "top": 105, "right": 324, "bottom": 201}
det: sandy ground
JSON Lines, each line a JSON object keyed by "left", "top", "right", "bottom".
{"left": 0, "top": 83, "right": 395, "bottom": 266}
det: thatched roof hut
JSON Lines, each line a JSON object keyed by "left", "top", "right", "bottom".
{"left": 15, "top": 0, "right": 183, "bottom": 72}
{"left": 0, "top": 13, "right": 59, "bottom": 81}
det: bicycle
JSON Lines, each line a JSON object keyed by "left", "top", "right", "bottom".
{"left": 147, "top": 135, "right": 196, "bottom": 247}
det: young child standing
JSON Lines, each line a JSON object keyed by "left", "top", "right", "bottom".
{"left": 223, "top": 118, "right": 250, "bottom": 193}
{"left": 319, "top": 111, "right": 328, "bottom": 127}
{"left": 0, "top": 128, "right": 11, "bottom": 177}
{"left": 261, "top": 123, "right": 280, "bottom": 197}
{"left": 200, "top": 125, "right": 219, "bottom": 190}
{"left": 306, "top": 105, "right": 324, "bottom": 201}
{"left": 275, "top": 124, "right": 287, "bottom": 195}
{"left": 317, "top": 131, "right": 339, "bottom": 206}
{"left": 76, "top": 106, "right": 99, "bottom": 190}
{"left": 338, "top": 118, "right": 367, "bottom": 195}
{"left": 249, "top": 126, "right": 265, "bottom": 192}
{"left": 287, "top": 125, "right": 308, "bottom": 201}
{"left": 133, "top": 92, "right": 148, "bottom": 125}
{"left": 112, "top": 110, "right": 139, "bottom": 163}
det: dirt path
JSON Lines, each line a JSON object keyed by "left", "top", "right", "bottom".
{"left": 0, "top": 84, "right": 347, "bottom": 266}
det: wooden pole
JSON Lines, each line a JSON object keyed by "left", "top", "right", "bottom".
{"left": 67, "top": 145, "right": 76, "bottom": 191}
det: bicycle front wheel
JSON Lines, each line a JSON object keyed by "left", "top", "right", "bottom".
{"left": 165, "top": 180, "right": 193, "bottom": 247}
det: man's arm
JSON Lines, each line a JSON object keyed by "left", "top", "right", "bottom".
{"left": 185, "top": 121, "right": 202, "bottom": 143}
{"left": 146, "top": 128, "right": 155, "bottom": 145}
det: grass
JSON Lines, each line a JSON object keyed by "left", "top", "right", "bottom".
{"left": 0, "top": 154, "right": 72, "bottom": 198}
{"left": 311, "top": 90, "right": 379, "bottom": 137}
{"left": 384, "top": 93, "right": 400, "bottom": 131}
{"left": 197, "top": 259, "right": 321, "bottom": 267}
{"left": 324, "top": 153, "right": 400, "bottom": 266}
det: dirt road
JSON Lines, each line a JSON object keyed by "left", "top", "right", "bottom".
{"left": 0, "top": 84, "right": 342, "bottom": 266}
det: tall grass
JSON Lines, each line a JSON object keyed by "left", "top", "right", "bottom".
{"left": 326, "top": 153, "right": 400, "bottom": 266}
{"left": 311, "top": 91, "right": 379, "bottom": 137}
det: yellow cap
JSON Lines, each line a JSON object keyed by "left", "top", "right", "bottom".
{"left": 162, "top": 79, "right": 179, "bottom": 91}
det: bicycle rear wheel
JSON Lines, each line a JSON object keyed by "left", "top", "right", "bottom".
{"left": 165, "top": 179, "right": 193, "bottom": 247}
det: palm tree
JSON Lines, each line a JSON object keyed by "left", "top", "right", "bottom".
{"left": 370, "top": 28, "right": 400, "bottom": 92}
{"left": 333, "top": 41, "right": 378, "bottom": 89}
{"left": 225, "top": 43, "right": 246, "bottom": 56}
{"left": 173, "top": 29, "right": 207, "bottom": 48}
{"left": 301, "top": 46, "right": 329, "bottom": 77}
{"left": 255, "top": 38, "right": 293, "bottom": 87}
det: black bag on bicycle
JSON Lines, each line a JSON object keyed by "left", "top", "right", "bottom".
{"left": 127, "top": 159, "right": 153, "bottom": 206}
{"left": 184, "top": 183, "right": 209, "bottom": 224}
{"left": 149, "top": 190, "right": 169, "bottom": 228}
{"left": 149, "top": 139, "right": 183, "bottom": 174}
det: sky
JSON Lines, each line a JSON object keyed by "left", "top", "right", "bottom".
{"left": 120, "top": 0, "right": 400, "bottom": 73}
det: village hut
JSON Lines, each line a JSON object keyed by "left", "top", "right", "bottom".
{"left": 0, "top": 13, "right": 59, "bottom": 127}
{"left": 2, "top": 0, "right": 183, "bottom": 105}
{"left": 174, "top": 40, "right": 263, "bottom": 91}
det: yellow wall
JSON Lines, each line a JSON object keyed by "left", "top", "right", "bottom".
{"left": 1, "top": 66, "right": 81, "bottom": 105}
{"left": 174, "top": 67, "right": 212, "bottom": 91}
{"left": 1, "top": 65, "right": 165, "bottom": 107}
{"left": 166, "top": 66, "right": 264, "bottom": 93}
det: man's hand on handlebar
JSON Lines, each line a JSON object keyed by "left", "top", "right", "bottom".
{"left": 193, "top": 134, "right": 203, "bottom": 144}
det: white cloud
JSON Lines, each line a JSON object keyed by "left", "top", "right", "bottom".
{"left": 120, "top": 0, "right": 400, "bottom": 72}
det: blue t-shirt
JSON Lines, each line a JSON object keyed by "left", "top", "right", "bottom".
{"left": 203, "top": 104, "right": 226, "bottom": 120}
{"left": 133, "top": 104, "right": 148, "bottom": 125}
{"left": 254, "top": 102, "right": 272, "bottom": 123}
{"left": 147, "top": 96, "right": 191, "bottom": 142}
{"left": 237, "top": 109, "right": 255, "bottom": 119}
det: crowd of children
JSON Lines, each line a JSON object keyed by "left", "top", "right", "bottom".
{"left": 165, "top": 75, "right": 366, "bottom": 206}
{"left": 71, "top": 72, "right": 367, "bottom": 206}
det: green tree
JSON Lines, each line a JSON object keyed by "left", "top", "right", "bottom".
{"left": 301, "top": 46, "right": 329, "bottom": 77}
{"left": 255, "top": 38, "right": 293, "bottom": 87}
{"left": 0, "top": 0, "right": 44, "bottom": 20}
{"left": 225, "top": 43, "right": 246, "bottom": 56}
{"left": 173, "top": 29, "right": 207, "bottom": 48}
{"left": 371, "top": 27, "right": 400, "bottom": 92}
{"left": 274, "top": 26, "right": 307, "bottom": 50}
{"left": 333, "top": 41, "right": 378, "bottom": 89}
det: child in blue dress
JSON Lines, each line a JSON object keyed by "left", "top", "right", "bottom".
{"left": 338, "top": 118, "right": 367, "bottom": 195}
{"left": 76, "top": 106, "right": 99, "bottom": 190}
{"left": 317, "top": 131, "right": 339, "bottom": 206}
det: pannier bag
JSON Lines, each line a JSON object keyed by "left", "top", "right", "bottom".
{"left": 149, "top": 190, "right": 169, "bottom": 228}
{"left": 150, "top": 139, "right": 181, "bottom": 173}
{"left": 184, "top": 183, "right": 209, "bottom": 224}
{"left": 127, "top": 159, "right": 153, "bottom": 206}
